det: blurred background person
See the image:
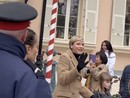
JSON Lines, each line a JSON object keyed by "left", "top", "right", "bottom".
{"left": 24, "top": 28, "right": 44, "bottom": 77}
{"left": 24, "top": 28, "right": 38, "bottom": 63}
{"left": 92, "top": 72, "right": 112, "bottom": 98}
{"left": 100, "top": 40, "right": 116, "bottom": 77}
{"left": 84, "top": 51, "right": 109, "bottom": 92}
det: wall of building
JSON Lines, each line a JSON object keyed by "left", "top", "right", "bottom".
{"left": 96, "top": 0, "right": 113, "bottom": 50}
{"left": 29, "top": 0, "right": 130, "bottom": 72}
{"left": 2, "top": 0, "right": 129, "bottom": 72}
{"left": 27, "top": 0, "right": 43, "bottom": 36}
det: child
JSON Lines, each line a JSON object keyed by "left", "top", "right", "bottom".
{"left": 93, "top": 72, "right": 112, "bottom": 98}
{"left": 84, "top": 51, "right": 109, "bottom": 92}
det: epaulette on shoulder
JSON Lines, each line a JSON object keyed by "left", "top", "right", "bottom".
{"left": 24, "top": 59, "right": 44, "bottom": 78}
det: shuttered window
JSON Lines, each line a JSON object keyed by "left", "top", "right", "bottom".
{"left": 84, "top": 0, "right": 99, "bottom": 44}
{"left": 111, "top": 0, "right": 126, "bottom": 46}
{"left": 124, "top": 0, "right": 130, "bottom": 46}
{"left": 44, "top": 0, "right": 80, "bottom": 40}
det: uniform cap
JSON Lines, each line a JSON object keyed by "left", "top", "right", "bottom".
{"left": 0, "top": 2, "right": 38, "bottom": 30}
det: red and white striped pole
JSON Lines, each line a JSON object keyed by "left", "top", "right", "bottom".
{"left": 46, "top": 0, "right": 58, "bottom": 83}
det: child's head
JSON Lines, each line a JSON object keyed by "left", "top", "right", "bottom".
{"left": 99, "top": 72, "right": 112, "bottom": 91}
{"left": 95, "top": 51, "right": 108, "bottom": 66}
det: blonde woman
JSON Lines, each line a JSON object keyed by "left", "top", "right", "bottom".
{"left": 53, "top": 36, "right": 93, "bottom": 98}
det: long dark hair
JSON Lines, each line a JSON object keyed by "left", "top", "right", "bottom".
{"left": 100, "top": 40, "right": 114, "bottom": 55}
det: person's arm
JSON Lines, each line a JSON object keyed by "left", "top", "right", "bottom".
{"left": 107, "top": 52, "right": 116, "bottom": 76}
{"left": 58, "top": 53, "right": 88, "bottom": 86}
{"left": 79, "top": 86, "right": 93, "bottom": 98}
{"left": 119, "top": 67, "right": 127, "bottom": 98}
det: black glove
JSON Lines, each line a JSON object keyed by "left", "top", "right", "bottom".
{"left": 77, "top": 53, "right": 88, "bottom": 72}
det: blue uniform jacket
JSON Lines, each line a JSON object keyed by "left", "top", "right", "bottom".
{"left": 119, "top": 65, "right": 130, "bottom": 98}
{"left": 0, "top": 33, "right": 52, "bottom": 98}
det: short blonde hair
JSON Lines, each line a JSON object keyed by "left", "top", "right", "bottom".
{"left": 69, "top": 36, "right": 83, "bottom": 48}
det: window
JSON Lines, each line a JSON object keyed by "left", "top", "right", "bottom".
{"left": 56, "top": 0, "right": 67, "bottom": 39}
{"left": 56, "top": 0, "right": 79, "bottom": 39}
{"left": 44, "top": 0, "right": 99, "bottom": 46}
{"left": 111, "top": 0, "right": 130, "bottom": 47}
{"left": 84, "top": 0, "right": 99, "bottom": 44}
{"left": 44, "top": 0, "right": 80, "bottom": 40}
{"left": 124, "top": 0, "right": 130, "bottom": 46}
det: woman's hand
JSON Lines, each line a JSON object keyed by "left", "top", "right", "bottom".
{"left": 77, "top": 53, "right": 88, "bottom": 72}
{"left": 89, "top": 59, "right": 95, "bottom": 67}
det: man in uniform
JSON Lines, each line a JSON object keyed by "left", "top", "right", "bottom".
{"left": 0, "top": 2, "right": 52, "bottom": 98}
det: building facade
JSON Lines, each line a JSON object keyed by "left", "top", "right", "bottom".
{"left": 1, "top": 0, "right": 130, "bottom": 72}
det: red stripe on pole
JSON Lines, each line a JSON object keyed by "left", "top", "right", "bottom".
{"left": 48, "top": 50, "right": 53, "bottom": 55}
{"left": 52, "top": 8, "right": 57, "bottom": 14}
{"left": 46, "top": 60, "right": 53, "bottom": 67}
{"left": 53, "top": 0, "right": 57, "bottom": 3}
{"left": 51, "top": 18, "right": 56, "bottom": 24}
{"left": 49, "top": 39, "right": 54, "bottom": 45}
{"left": 46, "top": 71, "right": 51, "bottom": 77}
{"left": 50, "top": 29, "right": 55, "bottom": 35}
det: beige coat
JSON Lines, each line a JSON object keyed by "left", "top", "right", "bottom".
{"left": 53, "top": 49, "right": 93, "bottom": 98}
{"left": 85, "top": 64, "right": 109, "bottom": 92}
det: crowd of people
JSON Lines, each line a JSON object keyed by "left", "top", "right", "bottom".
{"left": 0, "top": 1, "right": 130, "bottom": 98}
{"left": 52, "top": 36, "right": 116, "bottom": 98}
